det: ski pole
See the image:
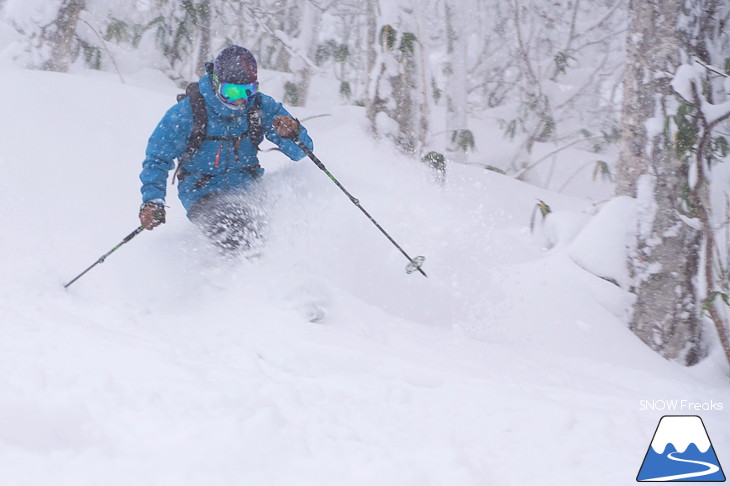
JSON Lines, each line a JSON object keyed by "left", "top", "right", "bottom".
{"left": 64, "top": 226, "right": 145, "bottom": 288}
{"left": 294, "top": 139, "right": 428, "bottom": 278}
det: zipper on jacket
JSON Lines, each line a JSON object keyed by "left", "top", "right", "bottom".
{"left": 214, "top": 144, "right": 221, "bottom": 167}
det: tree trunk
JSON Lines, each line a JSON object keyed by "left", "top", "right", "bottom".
{"left": 616, "top": 0, "right": 706, "bottom": 365}
{"left": 40, "top": 0, "right": 85, "bottom": 72}
{"left": 389, "top": 29, "right": 419, "bottom": 154}
{"left": 289, "top": 0, "right": 320, "bottom": 107}
{"left": 445, "top": 0, "right": 468, "bottom": 164}
{"left": 365, "top": 0, "right": 380, "bottom": 131}
{"left": 196, "top": 0, "right": 212, "bottom": 76}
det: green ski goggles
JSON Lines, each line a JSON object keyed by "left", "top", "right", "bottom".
{"left": 214, "top": 76, "right": 259, "bottom": 103}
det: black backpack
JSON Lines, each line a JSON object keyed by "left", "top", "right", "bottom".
{"left": 173, "top": 64, "right": 264, "bottom": 183}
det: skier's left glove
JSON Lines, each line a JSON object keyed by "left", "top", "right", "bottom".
{"left": 273, "top": 115, "right": 301, "bottom": 139}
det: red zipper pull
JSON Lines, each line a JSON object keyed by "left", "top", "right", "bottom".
{"left": 214, "top": 144, "right": 221, "bottom": 167}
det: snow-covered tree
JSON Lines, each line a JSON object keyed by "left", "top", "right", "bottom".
{"left": 367, "top": 4, "right": 431, "bottom": 155}
{"left": 617, "top": 0, "right": 730, "bottom": 367}
{"left": 4, "top": 0, "right": 86, "bottom": 72}
{"left": 145, "top": 0, "right": 212, "bottom": 82}
{"left": 284, "top": 0, "right": 321, "bottom": 107}
{"left": 194, "top": 0, "right": 211, "bottom": 76}
{"left": 443, "top": 0, "right": 470, "bottom": 165}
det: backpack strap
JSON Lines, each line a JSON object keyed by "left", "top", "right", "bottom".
{"left": 184, "top": 82, "right": 208, "bottom": 155}
{"left": 173, "top": 87, "right": 263, "bottom": 185}
{"left": 247, "top": 93, "right": 264, "bottom": 148}
{"left": 172, "top": 82, "right": 207, "bottom": 185}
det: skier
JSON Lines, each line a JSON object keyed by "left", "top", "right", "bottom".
{"left": 138, "top": 45, "right": 313, "bottom": 251}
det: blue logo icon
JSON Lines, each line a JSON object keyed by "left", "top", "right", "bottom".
{"left": 637, "top": 415, "right": 725, "bottom": 482}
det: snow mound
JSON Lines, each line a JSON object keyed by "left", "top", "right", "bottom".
{"left": 569, "top": 195, "right": 636, "bottom": 288}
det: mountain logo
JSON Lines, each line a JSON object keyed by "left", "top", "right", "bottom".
{"left": 637, "top": 415, "right": 725, "bottom": 482}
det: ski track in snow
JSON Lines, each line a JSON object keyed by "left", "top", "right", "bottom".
{"left": 0, "top": 63, "right": 728, "bottom": 486}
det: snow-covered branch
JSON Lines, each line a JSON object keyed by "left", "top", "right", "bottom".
{"left": 672, "top": 64, "right": 730, "bottom": 126}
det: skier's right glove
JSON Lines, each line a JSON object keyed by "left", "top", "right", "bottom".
{"left": 139, "top": 201, "right": 166, "bottom": 230}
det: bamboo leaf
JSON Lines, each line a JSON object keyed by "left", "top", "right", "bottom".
{"left": 592, "top": 160, "right": 612, "bottom": 182}
{"left": 399, "top": 32, "right": 417, "bottom": 55}
{"left": 703, "top": 291, "right": 730, "bottom": 310}
{"left": 451, "top": 129, "right": 476, "bottom": 152}
{"left": 530, "top": 199, "right": 552, "bottom": 233}
{"left": 380, "top": 25, "right": 397, "bottom": 51}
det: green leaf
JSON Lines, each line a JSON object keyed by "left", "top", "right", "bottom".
{"left": 502, "top": 119, "right": 518, "bottom": 140}
{"left": 451, "top": 129, "right": 476, "bottom": 152}
{"left": 380, "top": 25, "right": 397, "bottom": 51}
{"left": 601, "top": 127, "right": 620, "bottom": 144}
{"left": 104, "top": 19, "right": 129, "bottom": 43}
{"left": 80, "top": 41, "right": 102, "bottom": 70}
{"left": 197, "top": 1, "right": 210, "bottom": 21}
{"left": 536, "top": 199, "right": 552, "bottom": 218}
{"left": 540, "top": 117, "right": 555, "bottom": 140}
{"left": 592, "top": 160, "right": 612, "bottom": 182}
{"left": 703, "top": 291, "right": 730, "bottom": 310}
{"left": 712, "top": 136, "right": 729, "bottom": 158}
{"left": 553, "top": 50, "right": 577, "bottom": 76}
{"left": 283, "top": 81, "right": 299, "bottom": 106}
{"left": 315, "top": 40, "right": 350, "bottom": 65}
{"left": 399, "top": 32, "right": 417, "bottom": 55}
{"left": 334, "top": 43, "right": 349, "bottom": 63}
{"left": 431, "top": 78, "right": 442, "bottom": 104}
{"left": 671, "top": 102, "right": 698, "bottom": 158}
{"left": 530, "top": 199, "right": 552, "bottom": 233}
{"left": 182, "top": 0, "right": 196, "bottom": 18}
{"left": 339, "top": 81, "right": 351, "bottom": 100}
{"left": 422, "top": 151, "right": 446, "bottom": 172}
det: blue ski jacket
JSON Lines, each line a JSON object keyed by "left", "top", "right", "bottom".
{"left": 140, "top": 74, "right": 313, "bottom": 213}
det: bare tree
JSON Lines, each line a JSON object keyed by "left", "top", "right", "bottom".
{"left": 504, "top": 0, "right": 625, "bottom": 184}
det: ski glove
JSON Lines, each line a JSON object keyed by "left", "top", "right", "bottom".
{"left": 273, "top": 115, "right": 301, "bottom": 139}
{"left": 139, "top": 201, "right": 166, "bottom": 230}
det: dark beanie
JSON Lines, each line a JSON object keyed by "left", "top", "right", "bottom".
{"left": 214, "top": 46, "right": 257, "bottom": 84}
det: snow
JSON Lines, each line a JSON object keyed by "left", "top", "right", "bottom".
{"left": 672, "top": 63, "right": 730, "bottom": 125}
{"left": 645, "top": 116, "right": 663, "bottom": 138}
{"left": 701, "top": 98, "right": 730, "bottom": 126}
{"left": 635, "top": 173, "right": 658, "bottom": 241}
{"left": 650, "top": 416, "right": 712, "bottom": 454}
{"left": 568, "top": 195, "right": 635, "bottom": 288}
{"left": 0, "top": 60, "right": 729, "bottom": 486}
{"left": 2, "top": 0, "right": 65, "bottom": 27}
{"left": 671, "top": 64, "right": 700, "bottom": 103}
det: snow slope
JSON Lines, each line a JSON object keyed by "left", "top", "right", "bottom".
{"left": 0, "top": 63, "right": 728, "bottom": 486}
